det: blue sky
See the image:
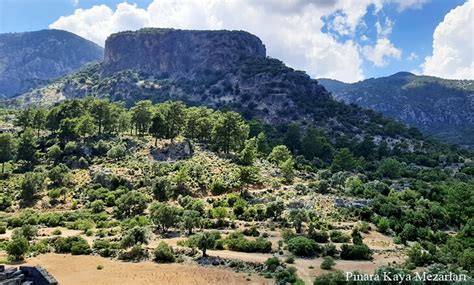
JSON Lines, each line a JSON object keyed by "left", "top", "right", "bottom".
{"left": 0, "top": 0, "right": 472, "bottom": 82}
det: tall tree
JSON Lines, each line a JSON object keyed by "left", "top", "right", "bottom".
{"left": 163, "top": 101, "right": 186, "bottom": 142}
{"left": 32, "top": 108, "right": 47, "bottom": 138}
{"left": 0, "top": 133, "right": 15, "bottom": 173}
{"left": 15, "top": 109, "right": 34, "bottom": 131}
{"left": 131, "top": 100, "right": 153, "bottom": 135}
{"left": 117, "top": 110, "right": 132, "bottom": 136}
{"left": 17, "top": 128, "right": 38, "bottom": 167}
{"left": 212, "top": 111, "right": 249, "bottom": 153}
{"left": 76, "top": 114, "right": 95, "bottom": 138}
{"left": 301, "top": 128, "right": 334, "bottom": 163}
{"left": 239, "top": 137, "right": 258, "bottom": 165}
{"left": 331, "top": 148, "right": 359, "bottom": 172}
{"left": 150, "top": 111, "right": 167, "bottom": 146}
{"left": 91, "top": 99, "right": 111, "bottom": 134}
{"left": 284, "top": 123, "right": 302, "bottom": 153}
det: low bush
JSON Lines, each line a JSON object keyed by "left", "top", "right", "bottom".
{"left": 225, "top": 233, "right": 271, "bottom": 253}
{"left": 320, "top": 256, "right": 335, "bottom": 270}
{"left": 340, "top": 244, "right": 372, "bottom": 260}
{"left": 53, "top": 236, "right": 91, "bottom": 255}
{"left": 287, "top": 236, "right": 320, "bottom": 257}
{"left": 329, "top": 231, "right": 351, "bottom": 243}
{"left": 154, "top": 242, "right": 175, "bottom": 263}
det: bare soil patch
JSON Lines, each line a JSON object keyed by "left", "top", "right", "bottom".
{"left": 23, "top": 253, "right": 272, "bottom": 285}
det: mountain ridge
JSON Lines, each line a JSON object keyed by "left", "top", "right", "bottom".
{"left": 2, "top": 28, "right": 462, "bottom": 154}
{"left": 318, "top": 73, "right": 474, "bottom": 148}
{"left": 0, "top": 29, "right": 103, "bottom": 99}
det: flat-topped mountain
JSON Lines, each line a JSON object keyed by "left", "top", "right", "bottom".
{"left": 319, "top": 72, "right": 474, "bottom": 148}
{"left": 102, "top": 28, "right": 266, "bottom": 77}
{"left": 0, "top": 29, "right": 103, "bottom": 99}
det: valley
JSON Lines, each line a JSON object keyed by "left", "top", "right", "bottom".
{"left": 0, "top": 28, "right": 472, "bottom": 285}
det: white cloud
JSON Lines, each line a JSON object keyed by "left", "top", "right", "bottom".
{"left": 50, "top": 0, "right": 378, "bottom": 82}
{"left": 363, "top": 38, "right": 402, "bottom": 66}
{"left": 72, "top": 0, "right": 79, "bottom": 7}
{"left": 375, "top": 17, "right": 393, "bottom": 37}
{"left": 393, "top": 0, "right": 429, "bottom": 11}
{"left": 422, "top": 1, "right": 474, "bottom": 79}
{"left": 407, "top": 52, "right": 418, "bottom": 61}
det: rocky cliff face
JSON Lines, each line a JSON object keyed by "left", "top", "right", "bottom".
{"left": 102, "top": 28, "right": 266, "bottom": 77}
{"left": 0, "top": 29, "right": 103, "bottom": 99}
{"left": 319, "top": 72, "right": 474, "bottom": 148}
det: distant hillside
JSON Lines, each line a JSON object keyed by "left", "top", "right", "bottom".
{"left": 0, "top": 29, "right": 103, "bottom": 98}
{"left": 319, "top": 72, "right": 474, "bottom": 148}
{"left": 5, "top": 29, "right": 448, "bottom": 153}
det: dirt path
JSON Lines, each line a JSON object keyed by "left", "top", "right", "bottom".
{"left": 23, "top": 254, "right": 272, "bottom": 285}
{"left": 206, "top": 250, "right": 404, "bottom": 284}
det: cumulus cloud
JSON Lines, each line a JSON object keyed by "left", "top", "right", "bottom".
{"left": 363, "top": 38, "right": 402, "bottom": 67}
{"left": 51, "top": 0, "right": 376, "bottom": 82}
{"left": 422, "top": 1, "right": 474, "bottom": 79}
{"left": 50, "top": 0, "right": 429, "bottom": 82}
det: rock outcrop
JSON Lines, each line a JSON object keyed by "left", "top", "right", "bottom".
{"left": 102, "top": 28, "right": 266, "bottom": 77}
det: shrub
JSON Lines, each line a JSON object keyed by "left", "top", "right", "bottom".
{"left": 322, "top": 243, "right": 337, "bottom": 257}
{"left": 12, "top": 225, "right": 38, "bottom": 241}
{"left": 210, "top": 179, "right": 228, "bottom": 195}
{"left": 356, "top": 221, "right": 371, "bottom": 233}
{"left": 340, "top": 244, "right": 372, "bottom": 260}
{"left": 119, "top": 245, "right": 147, "bottom": 261}
{"left": 265, "top": 256, "right": 281, "bottom": 272}
{"left": 351, "top": 229, "right": 363, "bottom": 245}
{"left": 7, "top": 238, "right": 29, "bottom": 260}
{"left": 329, "top": 231, "right": 351, "bottom": 243}
{"left": 53, "top": 236, "right": 91, "bottom": 255}
{"left": 377, "top": 217, "right": 390, "bottom": 234}
{"left": 242, "top": 225, "right": 259, "bottom": 237}
{"left": 48, "top": 164, "right": 72, "bottom": 186}
{"left": 287, "top": 236, "right": 320, "bottom": 257}
{"left": 308, "top": 230, "right": 329, "bottom": 243}
{"left": 107, "top": 144, "right": 127, "bottom": 160}
{"left": 225, "top": 233, "right": 271, "bottom": 253}
{"left": 29, "top": 239, "right": 51, "bottom": 254}
{"left": 154, "top": 242, "right": 175, "bottom": 263}
{"left": 313, "top": 271, "right": 346, "bottom": 285}
{"left": 21, "top": 172, "right": 46, "bottom": 202}
{"left": 320, "top": 256, "right": 335, "bottom": 270}
{"left": 93, "top": 239, "right": 119, "bottom": 257}
{"left": 90, "top": 200, "right": 105, "bottom": 213}
{"left": 275, "top": 266, "right": 298, "bottom": 284}
{"left": 121, "top": 226, "right": 149, "bottom": 248}
{"left": 407, "top": 243, "right": 431, "bottom": 266}
{"left": 285, "top": 255, "right": 295, "bottom": 264}
{"left": 0, "top": 222, "right": 7, "bottom": 234}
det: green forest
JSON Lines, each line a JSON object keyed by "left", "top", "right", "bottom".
{"left": 0, "top": 98, "right": 473, "bottom": 284}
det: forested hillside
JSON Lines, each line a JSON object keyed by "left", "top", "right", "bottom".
{"left": 0, "top": 28, "right": 472, "bottom": 284}
{"left": 0, "top": 98, "right": 472, "bottom": 283}
{"left": 319, "top": 73, "right": 474, "bottom": 149}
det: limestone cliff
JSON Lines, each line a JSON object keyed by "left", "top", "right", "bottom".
{"left": 102, "top": 28, "right": 266, "bottom": 77}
